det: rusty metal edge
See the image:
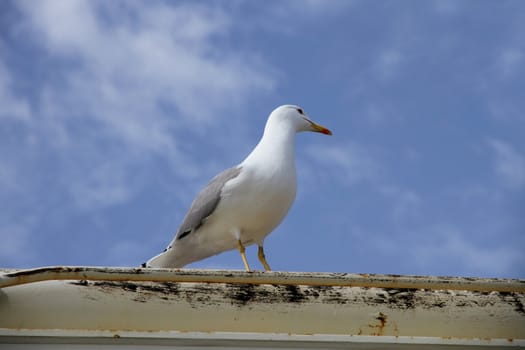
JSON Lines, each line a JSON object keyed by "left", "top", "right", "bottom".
{"left": 1, "top": 266, "right": 524, "bottom": 292}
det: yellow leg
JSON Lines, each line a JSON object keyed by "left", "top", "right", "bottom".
{"left": 237, "top": 240, "right": 251, "bottom": 272}
{"left": 258, "top": 246, "right": 271, "bottom": 272}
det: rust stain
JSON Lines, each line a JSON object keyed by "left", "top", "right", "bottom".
{"left": 377, "top": 312, "right": 387, "bottom": 330}
{"left": 368, "top": 312, "right": 388, "bottom": 336}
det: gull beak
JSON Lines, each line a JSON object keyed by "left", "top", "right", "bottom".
{"left": 308, "top": 120, "right": 333, "bottom": 135}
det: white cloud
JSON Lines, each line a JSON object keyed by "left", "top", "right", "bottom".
{"left": 283, "top": 0, "right": 353, "bottom": 15}
{"left": 359, "top": 101, "right": 406, "bottom": 126}
{"left": 487, "top": 98, "right": 525, "bottom": 122}
{"left": 305, "top": 142, "right": 382, "bottom": 187}
{"left": 303, "top": 143, "right": 423, "bottom": 225}
{"left": 0, "top": 220, "right": 36, "bottom": 267}
{"left": 106, "top": 240, "right": 146, "bottom": 267}
{"left": 375, "top": 50, "right": 405, "bottom": 81}
{"left": 488, "top": 138, "right": 525, "bottom": 189}
{"left": 233, "top": 0, "right": 354, "bottom": 36}
{"left": 68, "top": 158, "right": 135, "bottom": 210}
{"left": 378, "top": 185, "right": 422, "bottom": 222}
{"left": 432, "top": 0, "right": 461, "bottom": 15}
{"left": 497, "top": 48, "right": 524, "bottom": 78}
{"left": 18, "top": 0, "right": 274, "bottom": 130}
{"left": 367, "top": 223, "right": 523, "bottom": 277}
{"left": 0, "top": 59, "right": 31, "bottom": 122}
{"left": 9, "top": 0, "right": 276, "bottom": 209}
{"left": 410, "top": 224, "right": 523, "bottom": 277}
{"left": 0, "top": 158, "right": 19, "bottom": 194}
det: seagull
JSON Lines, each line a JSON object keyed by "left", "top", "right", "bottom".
{"left": 144, "top": 105, "right": 332, "bottom": 271}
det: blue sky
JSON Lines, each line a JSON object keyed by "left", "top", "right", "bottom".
{"left": 1, "top": 0, "right": 524, "bottom": 278}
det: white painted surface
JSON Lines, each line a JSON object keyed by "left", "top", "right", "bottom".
{"left": 1, "top": 267, "right": 524, "bottom": 348}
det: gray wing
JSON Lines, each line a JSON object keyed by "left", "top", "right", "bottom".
{"left": 175, "top": 166, "right": 242, "bottom": 240}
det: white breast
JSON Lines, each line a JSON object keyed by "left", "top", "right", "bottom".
{"left": 221, "top": 164, "right": 297, "bottom": 242}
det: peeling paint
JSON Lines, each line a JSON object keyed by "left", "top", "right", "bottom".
{"left": 3, "top": 267, "right": 525, "bottom": 292}
{"left": 498, "top": 291, "right": 525, "bottom": 315}
{"left": 66, "top": 279, "right": 525, "bottom": 321}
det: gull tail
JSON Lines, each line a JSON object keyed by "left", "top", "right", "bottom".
{"left": 142, "top": 247, "right": 186, "bottom": 268}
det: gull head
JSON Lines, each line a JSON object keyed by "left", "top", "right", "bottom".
{"left": 267, "top": 105, "right": 332, "bottom": 135}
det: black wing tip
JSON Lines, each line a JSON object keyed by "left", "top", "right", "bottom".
{"left": 177, "top": 230, "right": 192, "bottom": 240}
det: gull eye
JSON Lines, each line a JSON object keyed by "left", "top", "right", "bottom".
{"left": 296, "top": 108, "right": 304, "bottom": 115}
